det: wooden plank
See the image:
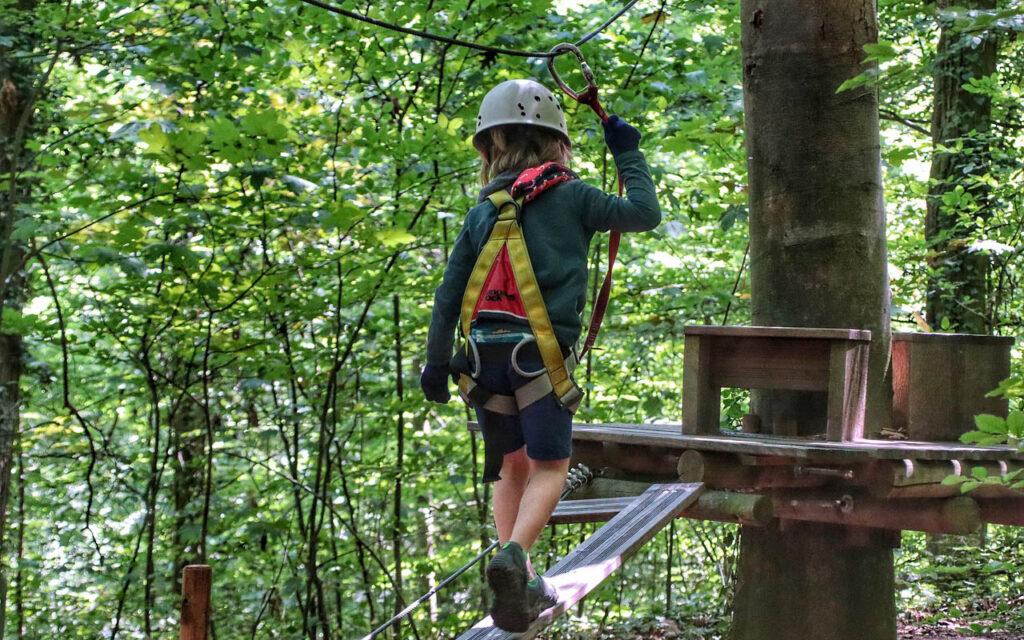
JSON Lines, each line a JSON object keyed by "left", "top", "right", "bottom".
{"left": 180, "top": 565, "right": 212, "bottom": 640}
{"left": 457, "top": 483, "right": 704, "bottom": 640}
{"left": 892, "top": 332, "right": 1014, "bottom": 346}
{"left": 708, "top": 336, "right": 831, "bottom": 391}
{"left": 472, "top": 421, "right": 1023, "bottom": 461}
{"left": 566, "top": 423, "right": 1024, "bottom": 462}
{"left": 682, "top": 333, "right": 720, "bottom": 434}
{"left": 684, "top": 325, "right": 872, "bottom": 342}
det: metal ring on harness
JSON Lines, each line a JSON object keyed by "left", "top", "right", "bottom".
{"left": 546, "top": 43, "right": 598, "bottom": 104}
{"left": 510, "top": 335, "right": 546, "bottom": 379}
{"left": 467, "top": 336, "right": 482, "bottom": 379}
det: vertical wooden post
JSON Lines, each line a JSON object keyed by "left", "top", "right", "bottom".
{"left": 682, "top": 333, "right": 719, "bottom": 434}
{"left": 181, "top": 564, "right": 212, "bottom": 640}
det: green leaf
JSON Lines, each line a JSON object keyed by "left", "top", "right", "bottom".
{"left": 10, "top": 217, "right": 40, "bottom": 241}
{"left": 941, "top": 475, "right": 967, "bottom": 485}
{"left": 960, "top": 480, "right": 981, "bottom": 493}
{"left": 377, "top": 229, "right": 415, "bottom": 247}
{"left": 862, "top": 41, "right": 898, "bottom": 63}
{"left": 971, "top": 466, "right": 989, "bottom": 479}
{"left": 836, "top": 68, "right": 880, "bottom": 93}
{"left": 1006, "top": 410, "right": 1024, "bottom": 437}
{"left": 138, "top": 123, "right": 169, "bottom": 153}
{"left": 974, "top": 413, "right": 1006, "bottom": 434}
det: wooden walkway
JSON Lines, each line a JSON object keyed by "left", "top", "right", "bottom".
{"left": 571, "top": 422, "right": 1024, "bottom": 462}
{"left": 456, "top": 483, "right": 704, "bottom": 640}
{"left": 467, "top": 422, "right": 1022, "bottom": 462}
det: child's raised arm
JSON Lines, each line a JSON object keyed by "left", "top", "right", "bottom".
{"left": 579, "top": 115, "right": 661, "bottom": 233}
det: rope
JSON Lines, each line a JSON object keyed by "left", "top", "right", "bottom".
{"left": 292, "top": 0, "right": 642, "bottom": 58}
{"left": 359, "top": 464, "right": 595, "bottom": 640}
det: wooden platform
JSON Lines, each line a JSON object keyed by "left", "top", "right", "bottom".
{"left": 457, "top": 483, "right": 704, "bottom": 639}
{"left": 572, "top": 422, "right": 1024, "bottom": 463}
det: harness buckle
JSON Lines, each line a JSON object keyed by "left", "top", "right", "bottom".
{"left": 547, "top": 43, "right": 599, "bottom": 105}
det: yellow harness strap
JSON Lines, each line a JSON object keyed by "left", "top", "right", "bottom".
{"left": 458, "top": 190, "right": 581, "bottom": 409}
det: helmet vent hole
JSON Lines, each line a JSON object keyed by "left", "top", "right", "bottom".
{"left": 517, "top": 103, "right": 524, "bottom": 109}
{"left": 548, "top": 96, "right": 553, "bottom": 101}
{"left": 556, "top": 104, "right": 561, "bottom": 111}
{"left": 536, "top": 113, "right": 542, "bottom": 118}
{"left": 520, "top": 111, "right": 526, "bottom": 116}
{"left": 534, "top": 95, "right": 541, "bottom": 101}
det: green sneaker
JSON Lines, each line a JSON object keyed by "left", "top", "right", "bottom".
{"left": 486, "top": 542, "right": 530, "bottom": 632}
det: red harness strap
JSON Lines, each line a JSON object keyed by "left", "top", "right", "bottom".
{"left": 577, "top": 91, "right": 622, "bottom": 359}
{"left": 546, "top": 44, "right": 622, "bottom": 358}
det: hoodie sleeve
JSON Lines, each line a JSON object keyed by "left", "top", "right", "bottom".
{"left": 425, "top": 220, "right": 478, "bottom": 365}
{"left": 577, "top": 150, "right": 662, "bottom": 233}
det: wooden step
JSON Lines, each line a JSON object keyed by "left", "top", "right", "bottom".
{"left": 456, "top": 483, "right": 704, "bottom": 639}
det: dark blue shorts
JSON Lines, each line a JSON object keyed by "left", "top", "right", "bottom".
{"left": 472, "top": 344, "right": 573, "bottom": 464}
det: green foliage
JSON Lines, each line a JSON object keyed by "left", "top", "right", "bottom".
{"left": 1, "top": 0, "right": 1022, "bottom": 638}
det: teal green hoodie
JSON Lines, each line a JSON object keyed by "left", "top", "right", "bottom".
{"left": 426, "top": 149, "right": 661, "bottom": 365}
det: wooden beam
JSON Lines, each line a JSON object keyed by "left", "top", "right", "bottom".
{"left": 552, "top": 490, "right": 773, "bottom": 526}
{"left": 181, "top": 565, "right": 212, "bottom": 640}
{"left": 678, "top": 450, "right": 828, "bottom": 489}
{"left": 977, "top": 499, "right": 1024, "bottom": 526}
{"left": 863, "top": 459, "right": 1024, "bottom": 499}
{"left": 771, "top": 492, "right": 981, "bottom": 535}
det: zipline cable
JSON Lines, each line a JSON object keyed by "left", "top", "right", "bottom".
{"left": 358, "top": 464, "right": 595, "bottom": 640}
{"left": 292, "top": 0, "right": 642, "bottom": 58}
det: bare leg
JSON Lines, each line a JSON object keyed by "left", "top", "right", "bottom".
{"left": 509, "top": 457, "right": 571, "bottom": 555}
{"left": 492, "top": 447, "right": 529, "bottom": 544}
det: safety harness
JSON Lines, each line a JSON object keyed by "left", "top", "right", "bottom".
{"left": 455, "top": 163, "right": 584, "bottom": 416}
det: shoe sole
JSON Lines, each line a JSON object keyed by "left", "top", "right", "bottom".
{"left": 487, "top": 553, "right": 530, "bottom": 632}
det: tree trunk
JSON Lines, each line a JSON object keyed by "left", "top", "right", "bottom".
{"left": 0, "top": 6, "right": 39, "bottom": 634}
{"left": 925, "top": 0, "right": 997, "bottom": 334}
{"left": 171, "top": 396, "right": 206, "bottom": 597}
{"left": 736, "top": 2, "right": 896, "bottom": 639}
{"left": 744, "top": 0, "right": 892, "bottom": 437}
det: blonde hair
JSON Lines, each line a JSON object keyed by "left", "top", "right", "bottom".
{"left": 476, "top": 125, "right": 571, "bottom": 185}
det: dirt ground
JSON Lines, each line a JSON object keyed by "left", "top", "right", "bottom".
{"left": 898, "top": 622, "right": 1023, "bottom": 640}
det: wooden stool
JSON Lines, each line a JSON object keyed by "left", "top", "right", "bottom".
{"left": 682, "top": 326, "right": 871, "bottom": 441}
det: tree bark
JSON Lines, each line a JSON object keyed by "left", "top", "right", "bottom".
{"left": 171, "top": 394, "right": 206, "bottom": 597}
{"left": 925, "top": 0, "right": 997, "bottom": 333}
{"left": 0, "top": 6, "right": 39, "bottom": 634}
{"left": 737, "top": 2, "right": 896, "bottom": 639}
{"left": 744, "top": 0, "right": 892, "bottom": 437}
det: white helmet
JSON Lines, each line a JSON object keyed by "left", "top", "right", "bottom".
{"left": 473, "top": 79, "right": 569, "bottom": 151}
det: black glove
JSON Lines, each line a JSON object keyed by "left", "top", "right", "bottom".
{"left": 602, "top": 115, "right": 641, "bottom": 156}
{"left": 420, "top": 363, "right": 452, "bottom": 403}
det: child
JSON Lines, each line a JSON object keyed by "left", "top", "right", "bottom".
{"left": 420, "top": 78, "right": 660, "bottom": 631}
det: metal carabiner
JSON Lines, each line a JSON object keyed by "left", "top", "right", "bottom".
{"left": 546, "top": 42, "right": 598, "bottom": 104}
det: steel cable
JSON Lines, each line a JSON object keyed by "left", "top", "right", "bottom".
{"left": 292, "top": 0, "right": 642, "bottom": 58}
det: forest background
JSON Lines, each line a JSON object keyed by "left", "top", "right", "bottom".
{"left": 0, "top": 0, "right": 1023, "bottom": 639}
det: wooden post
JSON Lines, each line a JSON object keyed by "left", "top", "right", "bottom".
{"left": 181, "top": 565, "right": 212, "bottom": 640}
{"left": 682, "top": 333, "right": 719, "bottom": 434}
